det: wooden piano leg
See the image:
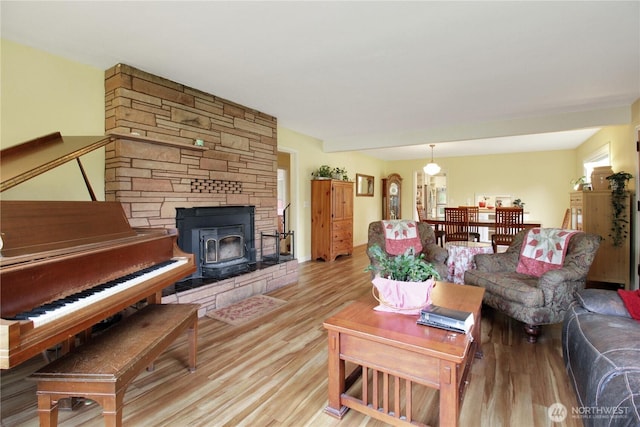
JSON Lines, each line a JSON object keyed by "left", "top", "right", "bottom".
{"left": 61, "top": 337, "right": 72, "bottom": 354}
{"left": 79, "top": 327, "right": 92, "bottom": 344}
{"left": 37, "top": 394, "right": 59, "bottom": 427}
{"left": 146, "top": 290, "right": 162, "bottom": 304}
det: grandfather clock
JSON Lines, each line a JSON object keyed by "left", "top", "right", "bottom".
{"left": 382, "top": 173, "right": 402, "bottom": 220}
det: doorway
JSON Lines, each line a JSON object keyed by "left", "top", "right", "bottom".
{"left": 277, "top": 150, "right": 297, "bottom": 258}
{"left": 414, "top": 170, "right": 447, "bottom": 221}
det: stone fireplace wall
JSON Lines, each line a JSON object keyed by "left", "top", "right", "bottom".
{"left": 103, "top": 63, "right": 296, "bottom": 314}
{"left": 104, "top": 64, "right": 278, "bottom": 251}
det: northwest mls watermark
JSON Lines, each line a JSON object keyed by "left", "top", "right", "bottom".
{"left": 548, "top": 402, "right": 632, "bottom": 423}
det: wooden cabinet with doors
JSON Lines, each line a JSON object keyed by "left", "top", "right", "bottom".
{"left": 311, "top": 179, "right": 354, "bottom": 262}
{"left": 382, "top": 173, "right": 402, "bottom": 220}
{"left": 570, "top": 190, "right": 632, "bottom": 289}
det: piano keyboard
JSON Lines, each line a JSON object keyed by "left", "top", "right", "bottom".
{"left": 8, "top": 258, "right": 189, "bottom": 328}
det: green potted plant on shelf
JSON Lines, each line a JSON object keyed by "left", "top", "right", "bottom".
{"left": 332, "top": 166, "right": 349, "bottom": 181}
{"left": 571, "top": 176, "right": 586, "bottom": 191}
{"left": 311, "top": 165, "right": 333, "bottom": 179}
{"left": 365, "top": 244, "right": 441, "bottom": 314}
{"left": 606, "top": 171, "right": 633, "bottom": 246}
{"left": 311, "top": 165, "right": 349, "bottom": 180}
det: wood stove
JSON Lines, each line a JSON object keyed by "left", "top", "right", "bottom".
{"left": 176, "top": 206, "right": 256, "bottom": 279}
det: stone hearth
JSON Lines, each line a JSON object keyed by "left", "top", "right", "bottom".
{"left": 162, "top": 260, "right": 297, "bottom": 317}
{"left": 103, "top": 63, "right": 297, "bottom": 314}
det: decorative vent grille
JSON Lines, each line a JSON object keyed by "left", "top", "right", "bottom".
{"left": 191, "top": 178, "right": 243, "bottom": 194}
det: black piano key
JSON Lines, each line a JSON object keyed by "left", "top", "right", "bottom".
{"left": 17, "top": 310, "right": 45, "bottom": 318}
{"left": 41, "top": 303, "right": 64, "bottom": 310}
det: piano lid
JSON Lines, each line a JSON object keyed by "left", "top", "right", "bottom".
{"left": 0, "top": 132, "right": 112, "bottom": 193}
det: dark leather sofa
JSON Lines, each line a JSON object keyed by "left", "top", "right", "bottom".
{"left": 562, "top": 289, "right": 640, "bottom": 427}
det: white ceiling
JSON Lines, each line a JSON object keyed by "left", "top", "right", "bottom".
{"left": 2, "top": 1, "right": 639, "bottom": 160}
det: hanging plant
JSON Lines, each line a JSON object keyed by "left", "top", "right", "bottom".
{"left": 606, "top": 171, "right": 632, "bottom": 246}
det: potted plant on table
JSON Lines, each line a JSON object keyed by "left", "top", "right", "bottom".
{"left": 365, "top": 244, "right": 441, "bottom": 315}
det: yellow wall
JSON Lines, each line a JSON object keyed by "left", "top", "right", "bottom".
{"left": 0, "top": 39, "right": 105, "bottom": 200}
{"left": 3, "top": 39, "right": 639, "bottom": 266}
{"left": 387, "top": 149, "right": 577, "bottom": 230}
{"left": 576, "top": 98, "right": 640, "bottom": 190}
{"left": 576, "top": 125, "right": 636, "bottom": 190}
{"left": 277, "top": 127, "right": 386, "bottom": 260}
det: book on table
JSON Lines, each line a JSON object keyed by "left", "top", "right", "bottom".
{"left": 417, "top": 304, "right": 474, "bottom": 334}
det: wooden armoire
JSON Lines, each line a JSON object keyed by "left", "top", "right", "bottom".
{"left": 311, "top": 179, "right": 354, "bottom": 262}
{"left": 570, "top": 190, "right": 632, "bottom": 289}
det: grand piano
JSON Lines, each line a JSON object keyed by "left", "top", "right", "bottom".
{"left": 0, "top": 132, "right": 196, "bottom": 369}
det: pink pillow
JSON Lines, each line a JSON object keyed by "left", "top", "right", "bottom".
{"left": 618, "top": 289, "right": 640, "bottom": 321}
{"left": 382, "top": 220, "right": 423, "bottom": 256}
{"left": 516, "top": 228, "right": 579, "bottom": 277}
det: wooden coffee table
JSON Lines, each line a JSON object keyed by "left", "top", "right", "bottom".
{"left": 323, "top": 281, "right": 484, "bottom": 427}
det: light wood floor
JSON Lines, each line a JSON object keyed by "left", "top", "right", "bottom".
{"left": 1, "top": 245, "right": 582, "bottom": 427}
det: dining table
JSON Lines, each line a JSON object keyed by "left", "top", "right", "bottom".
{"left": 424, "top": 218, "right": 541, "bottom": 243}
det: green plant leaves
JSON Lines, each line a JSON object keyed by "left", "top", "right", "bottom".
{"left": 365, "top": 244, "right": 441, "bottom": 282}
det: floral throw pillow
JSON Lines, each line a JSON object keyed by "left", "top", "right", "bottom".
{"left": 516, "top": 228, "right": 579, "bottom": 277}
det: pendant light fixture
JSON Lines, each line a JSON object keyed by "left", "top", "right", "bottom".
{"left": 423, "top": 144, "right": 441, "bottom": 175}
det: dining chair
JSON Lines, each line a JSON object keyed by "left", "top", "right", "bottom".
{"left": 459, "top": 206, "right": 481, "bottom": 242}
{"left": 491, "top": 207, "right": 524, "bottom": 253}
{"left": 444, "top": 207, "right": 471, "bottom": 243}
{"left": 418, "top": 207, "right": 445, "bottom": 247}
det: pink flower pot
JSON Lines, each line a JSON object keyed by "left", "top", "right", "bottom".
{"left": 372, "top": 276, "right": 436, "bottom": 315}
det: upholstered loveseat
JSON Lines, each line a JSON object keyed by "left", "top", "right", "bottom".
{"left": 367, "top": 221, "right": 448, "bottom": 280}
{"left": 563, "top": 289, "right": 640, "bottom": 427}
{"left": 464, "top": 228, "right": 601, "bottom": 342}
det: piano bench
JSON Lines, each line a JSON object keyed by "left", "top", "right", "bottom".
{"left": 28, "top": 303, "right": 199, "bottom": 427}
